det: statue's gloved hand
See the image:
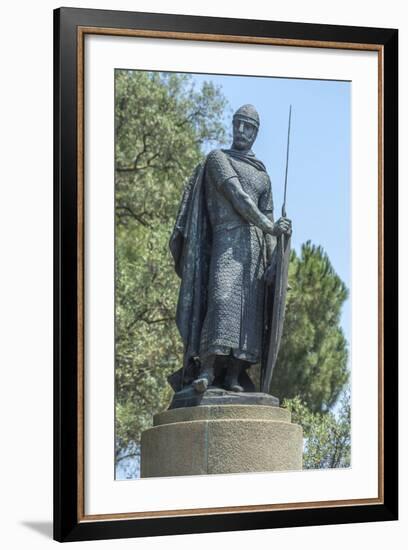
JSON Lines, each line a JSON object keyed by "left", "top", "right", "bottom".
{"left": 273, "top": 217, "right": 292, "bottom": 236}
{"left": 264, "top": 263, "right": 276, "bottom": 286}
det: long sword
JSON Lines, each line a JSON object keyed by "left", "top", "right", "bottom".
{"left": 282, "top": 104, "right": 292, "bottom": 218}
{"left": 260, "top": 104, "right": 293, "bottom": 393}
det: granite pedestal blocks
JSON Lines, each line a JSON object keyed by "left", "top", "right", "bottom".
{"left": 141, "top": 404, "right": 302, "bottom": 477}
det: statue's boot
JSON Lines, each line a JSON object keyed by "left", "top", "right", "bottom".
{"left": 193, "top": 362, "right": 215, "bottom": 393}
{"left": 224, "top": 363, "right": 244, "bottom": 392}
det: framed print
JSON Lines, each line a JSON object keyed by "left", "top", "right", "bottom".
{"left": 53, "top": 7, "right": 398, "bottom": 542}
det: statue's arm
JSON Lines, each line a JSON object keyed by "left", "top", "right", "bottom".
{"left": 207, "top": 150, "right": 276, "bottom": 235}
{"left": 222, "top": 179, "right": 276, "bottom": 234}
{"left": 260, "top": 183, "right": 276, "bottom": 262}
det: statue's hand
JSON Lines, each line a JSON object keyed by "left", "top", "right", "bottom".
{"left": 264, "top": 263, "right": 275, "bottom": 286}
{"left": 273, "top": 217, "right": 292, "bottom": 236}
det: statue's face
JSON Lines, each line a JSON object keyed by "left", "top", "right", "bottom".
{"left": 232, "top": 117, "right": 258, "bottom": 151}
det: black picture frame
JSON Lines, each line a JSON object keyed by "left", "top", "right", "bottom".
{"left": 54, "top": 7, "right": 398, "bottom": 542}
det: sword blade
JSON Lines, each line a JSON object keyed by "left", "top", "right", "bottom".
{"left": 282, "top": 104, "right": 292, "bottom": 218}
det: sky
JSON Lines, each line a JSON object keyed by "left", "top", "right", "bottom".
{"left": 190, "top": 72, "right": 351, "bottom": 345}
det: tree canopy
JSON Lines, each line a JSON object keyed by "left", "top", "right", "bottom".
{"left": 284, "top": 392, "right": 351, "bottom": 468}
{"left": 115, "top": 70, "right": 229, "bottom": 460}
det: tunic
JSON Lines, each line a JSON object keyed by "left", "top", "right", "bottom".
{"left": 198, "top": 149, "right": 274, "bottom": 363}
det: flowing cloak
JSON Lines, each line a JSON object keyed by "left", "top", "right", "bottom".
{"left": 168, "top": 149, "right": 275, "bottom": 391}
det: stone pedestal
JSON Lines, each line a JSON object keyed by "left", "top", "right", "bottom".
{"left": 140, "top": 404, "right": 302, "bottom": 478}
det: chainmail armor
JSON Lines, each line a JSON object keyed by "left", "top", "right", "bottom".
{"left": 199, "top": 150, "right": 274, "bottom": 363}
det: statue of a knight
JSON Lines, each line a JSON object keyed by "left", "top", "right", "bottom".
{"left": 168, "top": 104, "right": 292, "bottom": 397}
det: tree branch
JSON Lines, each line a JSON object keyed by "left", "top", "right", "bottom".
{"left": 116, "top": 132, "right": 152, "bottom": 173}
{"left": 115, "top": 205, "right": 152, "bottom": 227}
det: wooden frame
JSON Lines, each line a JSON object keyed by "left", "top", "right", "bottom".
{"left": 54, "top": 7, "right": 398, "bottom": 542}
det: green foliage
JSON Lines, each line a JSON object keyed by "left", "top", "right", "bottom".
{"left": 115, "top": 70, "right": 229, "bottom": 460}
{"left": 270, "top": 242, "right": 349, "bottom": 412}
{"left": 284, "top": 391, "right": 351, "bottom": 468}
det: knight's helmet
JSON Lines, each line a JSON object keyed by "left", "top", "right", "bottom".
{"left": 233, "top": 104, "right": 260, "bottom": 129}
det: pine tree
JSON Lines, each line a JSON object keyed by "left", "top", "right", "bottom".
{"left": 270, "top": 242, "right": 349, "bottom": 412}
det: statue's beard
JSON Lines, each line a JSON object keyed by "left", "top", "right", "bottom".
{"left": 233, "top": 136, "right": 253, "bottom": 150}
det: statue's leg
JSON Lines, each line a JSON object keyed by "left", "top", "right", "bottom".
{"left": 193, "top": 355, "right": 215, "bottom": 393}
{"left": 224, "top": 359, "right": 247, "bottom": 392}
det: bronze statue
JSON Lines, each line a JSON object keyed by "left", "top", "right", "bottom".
{"left": 168, "top": 104, "right": 292, "bottom": 406}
